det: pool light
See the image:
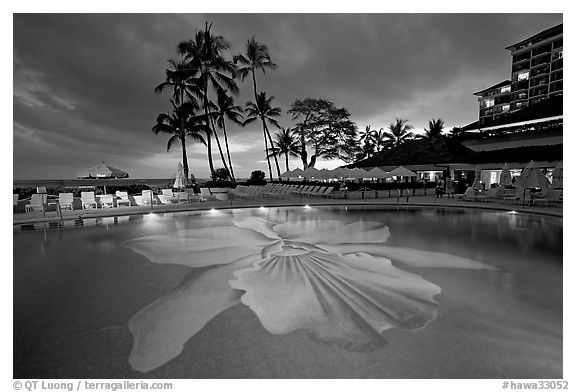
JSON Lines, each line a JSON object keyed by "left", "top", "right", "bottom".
{"left": 508, "top": 210, "right": 518, "bottom": 214}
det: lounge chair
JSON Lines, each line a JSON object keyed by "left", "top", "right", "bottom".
{"left": 485, "top": 186, "right": 504, "bottom": 201}
{"left": 158, "top": 189, "right": 178, "bottom": 204}
{"left": 25, "top": 194, "right": 47, "bottom": 213}
{"left": 58, "top": 193, "right": 74, "bottom": 210}
{"left": 141, "top": 190, "right": 158, "bottom": 205}
{"left": 533, "top": 189, "right": 563, "bottom": 207}
{"left": 115, "top": 191, "right": 132, "bottom": 207}
{"left": 100, "top": 194, "right": 114, "bottom": 208}
{"left": 81, "top": 192, "right": 98, "bottom": 209}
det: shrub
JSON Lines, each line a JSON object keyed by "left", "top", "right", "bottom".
{"left": 211, "top": 168, "right": 231, "bottom": 182}
{"left": 247, "top": 170, "right": 267, "bottom": 185}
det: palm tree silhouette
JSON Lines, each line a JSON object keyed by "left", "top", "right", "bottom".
{"left": 243, "top": 92, "right": 282, "bottom": 180}
{"left": 268, "top": 127, "right": 301, "bottom": 171}
{"left": 383, "top": 118, "right": 415, "bottom": 147}
{"left": 234, "top": 36, "right": 282, "bottom": 178}
{"left": 213, "top": 88, "right": 244, "bottom": 182}
{"left": 422, "top": 118, "right": 445, "bottom": 139}
{"left": 179, "top": 23, "right": 238, "bottom": 176}
{"left": 152, "top": 100, "right": 208, "bottom": 181}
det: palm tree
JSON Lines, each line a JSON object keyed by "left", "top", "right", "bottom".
{"left": 178, "top": 23, "right": 239, "bottom": 176}
{"left": 268, "top": 127, "right": 301, "bottom": 171}
{"left": 234, "top": 36, "right": 281, "bottom": 177}
{"left": 243, "top": 92, "right": 282, "bottom": 180}
{"left": 422, "top": 118, "right": 445, "bottom": 139}
{"left": 213, "top": 88, "right": 244, "bottom": 182}
{"left": 373, "top": 128, "right": 391, "bottom": 152}
{"left": 358, "top": 125, "right": 377, "bottom": 158}
{"left": 382, "top": 118, "right": 415, "bottom": 148}
{"left": 152, "top": 100, "right": 208, "bottom": 181}
{"left": 154, "top": 58, "right": 201, "bottom": 107}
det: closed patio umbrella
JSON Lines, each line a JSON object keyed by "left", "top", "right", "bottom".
{"left": 552, "top": 161, "right": 563, "bottom": 188}
{"left": 472, "top": 164, "right": 482, "bottom": 190}
{"left": 173, "top": 162, "right": 186, "bottom": 189}
{"left": 499, "top": 162, "right": 512, "bottom": 186}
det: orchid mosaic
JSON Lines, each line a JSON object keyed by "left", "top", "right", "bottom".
{"left": 123, "top": 210, "right": 496, "bottom": 372}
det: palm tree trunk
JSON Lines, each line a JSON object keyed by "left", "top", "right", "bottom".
{"left": 262, "top": 124, "right": 273, "bottom": 180}
{"left": 202, "top": 91, "right": 215, "bottom": 175}
{"left": 203, "top": 89, "right": 229, "bottom": 175}
{"left": 221, "top": 121, "right": 236, "bottom": 182}
{"left": 285, "top": 154, "right": 289, "bottom": 171}
{"left": 181, "top": 136, "right": 189, "bottom": 183}
{"left": 263, "top": 121, "right": 281, "bottom": 177}
{"left": 251, "top": 69, "right": 281, "bottom": 178}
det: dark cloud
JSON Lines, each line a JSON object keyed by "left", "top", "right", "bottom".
{"left": 13, "top": 13, "right": 562, "bottom": 179}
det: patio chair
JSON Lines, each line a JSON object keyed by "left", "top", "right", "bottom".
{"left": 81, "top": 192, "right": 98, "bottom": 209}
{"left": 58, "top": 193, "right": 74, "bottom": 210}
{"left": 141, "top": 190, "right": 158, "bottom": 205}
{"left": 158, "top": 189, "right": 178, "bottom": 204}
{"left": 115, "top": 191, "right": 132, "bottom": 207}
{"left": 25, "top": 193, "right": 47, "bottom": 213}
{"left": 533, "top": 189, "right": 563, "bottom": 207}
{"left": 100, "top": 194, "right": 114, "bottom": 208}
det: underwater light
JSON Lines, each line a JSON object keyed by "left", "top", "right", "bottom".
{"left": 509, "top": 210, "right": 518, "bottom": 214}
{"left": 304, "top": 205, "right": 311, "bottom": 209}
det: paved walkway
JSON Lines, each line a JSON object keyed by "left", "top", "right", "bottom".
{"left": 13, "top": 194, "right": 562, "bottom": 227}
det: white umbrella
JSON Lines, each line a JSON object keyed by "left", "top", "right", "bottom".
{"left": 77, "top": 162, "right": 129, "bottom": 195}
{"left": 314, "top": 168, "right": 334, "bottom": 180}
{"left": 346, "top": 168, "right": 368, "bottom": 179}
{"left": 472, "top": 164, "right": 482, "bottom": 190}
{"left": 389, "top": 166, "right": 417, "bottom": 177}
{"left": 515, "top": 161, "right": 551, "bottom": 190}
{"left": 499, "top": 162, "right": 512, "bottom": 186}
{"left": 77, "top": 162, "right": 129, "bottom": 179}
{"left": 173, "top": 162, "right": 186, "bottom": 189}
{"left": 364, "top": 167, "right": 391, "bottom": 179}
{"left": 302, "top": 167, "right": 321, "bottom": 178}
{"left": 552, "top": 161, "right": 563, "bottom": 188}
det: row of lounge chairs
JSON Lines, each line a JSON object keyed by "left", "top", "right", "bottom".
{"left": 458, "top": 186, "right": 562, "bottom": 206}
{"left": 15, "top": 189, "right": 212, "bottom": 213}
{"left": 231, "top": 184, "right": 334, "bottom": 199}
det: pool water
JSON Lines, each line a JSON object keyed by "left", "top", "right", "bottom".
{"left": 13, "top": 206, "right": 563, "bottom": 378}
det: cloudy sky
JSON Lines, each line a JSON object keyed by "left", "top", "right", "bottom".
{"left": 13, "top": 13, "right": 562, "bottom": 180}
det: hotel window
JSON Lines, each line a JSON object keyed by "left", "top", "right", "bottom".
{"left": 517, "top": 71, "right": 529, "bottom": 81}
{"left": 500, "top": 86, "right": 511, "bottom": 93}
{"left": 483, "top": 98, "right": 495, "bottom": 108}
{"left": 502, "top": 104, "right": 510, "bottom": 112}
{"left": 552, "top": 50, "right": 563, "bottom": 60}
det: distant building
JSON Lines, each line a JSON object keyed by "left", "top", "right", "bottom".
{"left": 474, "top": 80, "right": 511, "bottom": 126}
{"left": 507, "top": 23, "right": 563, "bottom": 112}
{"left": 351, "top": 24, "right": 563, "bottom": 188}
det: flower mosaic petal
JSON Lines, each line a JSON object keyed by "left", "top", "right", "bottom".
{"left": 128, "top": 255, "right": 257, "bottom": 372}
{"left": 230, "top": 250, "right": 441, "bottom": 350}
{"left": 273, "top": 220, "right": 391, "bottom": 245}
{"left": 122, "top": 227, "right": 272, "bottom": 268}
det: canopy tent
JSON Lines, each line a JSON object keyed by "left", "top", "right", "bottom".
{"left": 499, "top": 162, "right": 512, "bottom": 186}
{"left": 552, "top": 161, "right": 563, "bottom": 188}
{"left": 173, "top": 162, "right": 186, "bottom": 189}
{"left": 329, "top": 167, "right": 348, "bottom": 178}
{"left": 364, "top": 167, "right": 392, "bottom": 179}
{"left": 389, "top": 166, "right": 417, "bottom": 177}
{"left": 472, "top": 164, "right": 482, "bottom": 190}
{"left": 515, "top": 160, "right": 551, "bottom": 190}
{"left": 77, "top": 162, "right": 129, "bottom": 179}
{"left": 345, "top": 168, "right": 368, "bottom": 179}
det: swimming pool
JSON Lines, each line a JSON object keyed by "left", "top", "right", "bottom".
{"left": 13, "top": 205, "right": 562, "bottom": 378}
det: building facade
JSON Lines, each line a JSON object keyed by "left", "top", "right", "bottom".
{"left": 507, "top": 23, "right": 563, "bottom": 112}
{"left": 474, "top": 81, "right": 511, "bottom": 126}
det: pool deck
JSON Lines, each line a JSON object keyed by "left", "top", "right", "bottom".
{"left": 13, "top": 194, "right": 562, "bottom": 226}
